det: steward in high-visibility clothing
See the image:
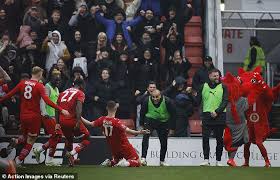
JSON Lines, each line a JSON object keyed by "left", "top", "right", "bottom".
{"left": 243, "top": 36, "right": 266, "bottom": 73}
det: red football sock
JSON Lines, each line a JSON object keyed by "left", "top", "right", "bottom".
{"left": 18, "top": 143, "right": 33, "bottom": 161}
{"left": 42, "top": 142, "right": 49, "bottom": 150}
{"left": 74, "top": 140, "right": 90, "bottom": 154}
{"left": 48, "top": 135, "right": 61, "bottom": 157}
{"left": 65, "top": 140, "right": 73, "bottom": 152}
{"left": 111, "top": 159, "right": 118, "bottom": 167}
{"left": 128, "top": 160, "right": 140, "bottom": 167}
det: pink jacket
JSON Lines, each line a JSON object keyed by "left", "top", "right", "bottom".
{"left": 16, "top": 25, "right": 33, "bottom": 48}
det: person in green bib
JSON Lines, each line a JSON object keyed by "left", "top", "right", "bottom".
{"left": 140, "top": 89, "right": 176, "bottom": 166}
{"left": 243, "top": 36, "right": 266, "bottom": 74}
{"left": 195, "top": 68, "right": 228, "bottom": 166}
{"left": 33, "top": 71, "right": 62, "bottom": 166}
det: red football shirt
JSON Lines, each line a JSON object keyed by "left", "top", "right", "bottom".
{"left": 0, "top": 80, "right": 63, "bottom": 119}
{"left": 93, "top": 116, "right": 132, "bottom": 154}
{"left": 57, "top": 88, "right": 85, "bottom": 121}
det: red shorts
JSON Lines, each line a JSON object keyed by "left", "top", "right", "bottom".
{"left": 112, "top": 145, "right": 139, "bottom": 161}
{"left": 20, "top": 115, "right": 41, "bottom": 136}
{"left": 41, "top": 116, "right": 63, "bottom": 136}
{"left": 60, "top": 119, "right": 89, "bottom": 139}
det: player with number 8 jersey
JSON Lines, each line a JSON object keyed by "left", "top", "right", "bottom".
{"left": 0, "top": 67, "right": 70, "bottom": 166}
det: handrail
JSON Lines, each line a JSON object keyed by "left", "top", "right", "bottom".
{"left": 222, "top": 10, "right": 280, "bottom": 14}
{"left": 222, "top": 27, "right": 280, "bottom": 30}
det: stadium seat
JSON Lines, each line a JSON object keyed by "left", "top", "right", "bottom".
{"left": 187, "top": 77, "right": 193, "bottom": 86}
{"left": 188, "top": 67, "right": 200, "bottom": 78}
{"left": 187, "top": 57, "right": 203, "bottom": 67}
{"left": 189, "top": 110, "right": 200, "bottom": 120}
{"left": 187, "top": 16, "right": 202, "bottom": 26}
{"left": 185, "top": 25, "right": 202, "bottom": 37}
{"left": 184, "top": 16, "right": 204, "bottom": 132}
{"left": 185, "top": 45, "right": 203, "bottom": 57}
{"left": 189, "top": 119, "right": 202, "bottom": 135}
{"left": 185, "top": 36, "right": 203, "bottom": 45}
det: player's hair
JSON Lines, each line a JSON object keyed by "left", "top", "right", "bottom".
{"left": 32, "top": 66, "right": 43, "bottom": 75}
{"left": 73, "top": 77, "right": 85, "bottom": 87}
{"left": 106, "top": 100, "right": 117, "bottom": 110}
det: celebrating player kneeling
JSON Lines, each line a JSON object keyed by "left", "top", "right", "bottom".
{"left": 82, "top": 101, "right": 150, "bottom": 167}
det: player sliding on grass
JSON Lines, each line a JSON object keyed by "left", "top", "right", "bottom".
{"left": 82, "top": 100, "right": 150, "bottom": 167}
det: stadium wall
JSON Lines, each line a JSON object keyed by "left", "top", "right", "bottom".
{"left": 1, "top": 137, "right": 280, "bottom": 167}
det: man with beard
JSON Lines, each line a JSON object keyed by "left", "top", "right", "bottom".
{"left": 194, "top": 68, "right": 228, "bottom": 166}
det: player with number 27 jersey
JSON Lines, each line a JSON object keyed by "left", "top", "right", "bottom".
{"left": 57, "top": 88, "right": 85, "bottom": 121}
{"left": 57, "top": 84, "right": 90, "bottom": 167}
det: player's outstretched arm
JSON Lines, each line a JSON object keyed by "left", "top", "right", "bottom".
{"left": 81, "top": 117, "right": 94, "bottom": 127}
{"left": 39, "top": 85, "right": 70, "bottom": 116}
{"left": 125, "top": 128, "right": 150, "bottom": 135}
{"left": 0, "top": 82, "right": 20, "bottom": 103}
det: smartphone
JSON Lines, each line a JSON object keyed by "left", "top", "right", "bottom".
{"left": 48, "top": 31, "right": 52, "bottom": 39}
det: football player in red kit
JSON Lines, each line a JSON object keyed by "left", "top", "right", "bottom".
{"left": 82, "top": 100, "right": 150, "bottom": 167}
{"left": 56, "top": 77, "right": 90, "bottom": 167}
{"left": 0, "top": 66, "right": 69, "bottom": 166}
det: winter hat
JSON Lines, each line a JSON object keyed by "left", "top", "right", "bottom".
{"left": 79, "top": 2, "right": 88, "bottom": 9}
{"left": 204, "top": 55, "right": 212, "bottom": 62}
{"left": 174, "top": 76, "right": 186, "bottom": 86}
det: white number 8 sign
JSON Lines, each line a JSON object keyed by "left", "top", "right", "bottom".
{"left": 24, "top": 85, "right": 33, "bottom": 99}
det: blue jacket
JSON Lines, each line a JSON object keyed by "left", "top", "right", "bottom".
{"left": 140, "top": 0, "right": 161, "bottom": 16}
{"left": 95, "top": 12, "right": 143, "bottom": 49}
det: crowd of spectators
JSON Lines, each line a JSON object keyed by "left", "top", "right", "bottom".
{"left": 0, "top": 0, "right": 203, "bottom": 136}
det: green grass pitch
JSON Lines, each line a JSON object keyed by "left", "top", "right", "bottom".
{"left": 17, "top": 165, "right": 280, "bottom": 180}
